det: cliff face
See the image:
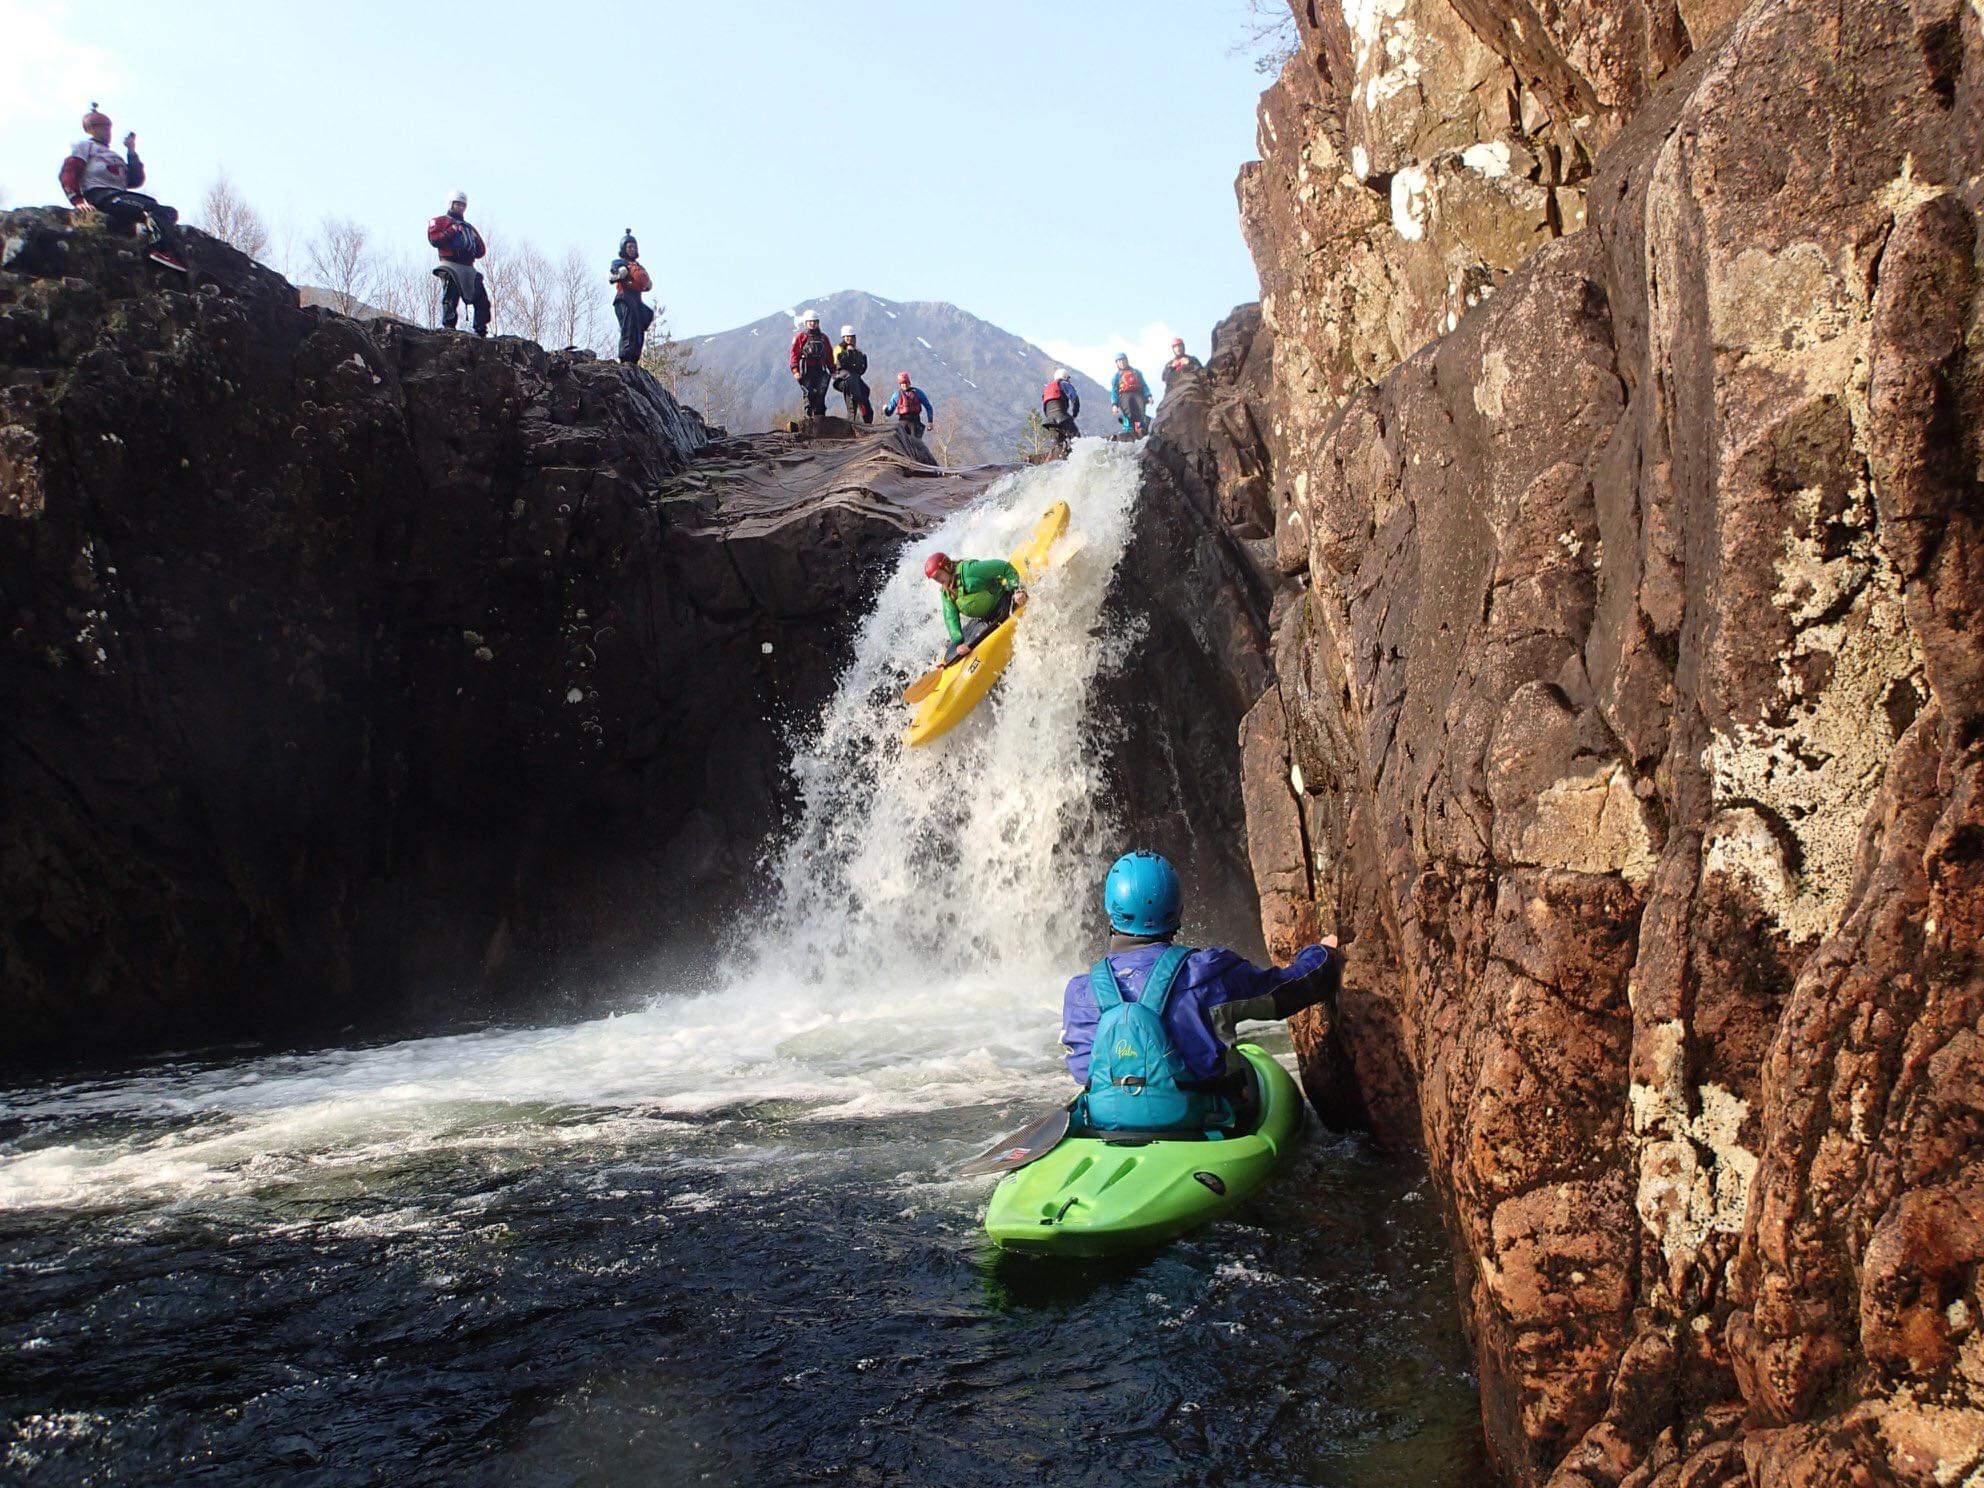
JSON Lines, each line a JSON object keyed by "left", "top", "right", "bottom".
{"left": 0, "top": 212, "right": 997, "bottom": 1064}
{"left": 1232, "top": 1, "right": 1984, "bottom": 1484}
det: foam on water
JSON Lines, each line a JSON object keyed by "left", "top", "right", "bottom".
{"left": 0, "top": 442, "right": 1147, "bottom": 1213}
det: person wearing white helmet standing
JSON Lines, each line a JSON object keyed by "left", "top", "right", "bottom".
{"left": 788, "top": 310, "right": 836, "bottom": 418}
{"left": 832, "top": 325, "right": 873, "bottom": 425}
{"left": 426, "top": 190, "right": 490, "bottom": 336}
{"left": 1040, "top": 366, "right": 1082, "bottom": 458}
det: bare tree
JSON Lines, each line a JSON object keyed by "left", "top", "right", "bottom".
{"left": 305, "top": 216, "right": 375, "bottom": 315}
{"left": 685, "top": 368, "right": 749, "bottom": 433}
{"left": 927, "top": 418, "right": 965, "bottom": 468}
{"left": 551, "top": 246, "right": 604, "bottom": 353}
{"left": 198, "top": 173, "right": 270, "bottom": 259}
{"left": 490, "top": 236, "right": 555, "bottom": 345}
{"left": 637, "top": 305, "right": 696, "bottom": 391}
{"left": 370, "top": 249, "right": 441, "bottom": 326}
{"left": 1015, "top": 411, "right": 1057, "bottom": 464}
{"left": 1233, "top": 0, "right": 1298, "bottom": 73}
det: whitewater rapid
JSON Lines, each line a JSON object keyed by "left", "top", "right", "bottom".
{"left": 0, "top": 441, "right": 1148, "bottom": 1216}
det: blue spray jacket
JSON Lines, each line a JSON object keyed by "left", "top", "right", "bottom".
{"left": 884, "top": 386, "right": 934, "bottom": 421}
{"left": 1061, "top": 940, "right": 1337, "bottom": 1084}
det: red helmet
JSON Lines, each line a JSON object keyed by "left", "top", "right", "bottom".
{"left": 1172, "top": 338, "right": 1186, "bottom": 350}
{"left": 924, "top": 552, "right": 953, "bottom": 580}
{"left": 82, "top": 104, "right": 110, "bottom": 131}
{"left": 897, "top": 371, "right": 912, "bottom": 386}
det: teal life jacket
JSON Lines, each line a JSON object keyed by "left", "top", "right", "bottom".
{"left": 1084, "top": 945, "right": 1216, "bottom": 1131}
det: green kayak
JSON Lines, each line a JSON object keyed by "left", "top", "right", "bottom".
{"left": 983, "top": 1045, "right": 1304, "bottom": 1259}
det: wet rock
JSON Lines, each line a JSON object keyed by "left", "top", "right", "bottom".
{"left": 0, "top": 211, "right": 998, "bottom": 1065}
{"left": 1229, "top": 0, "right": 1984, "bottom": 1482}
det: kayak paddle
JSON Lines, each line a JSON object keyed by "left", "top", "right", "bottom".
{"left": 902, "top": 662, "right": 946, "bottom": 705}
{"left": 957, "top": 1107, "right": 1072, "bottom": 1177}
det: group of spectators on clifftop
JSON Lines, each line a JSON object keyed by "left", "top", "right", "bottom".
{"left": 55, "top": 103, "right": 1209, "bottom": 446}
{"left": 57, "top": 105, "right": 661, "bottom": 367}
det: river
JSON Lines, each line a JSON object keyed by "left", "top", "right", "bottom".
{"left": 1, "top": 443, "right": 1488, "bottom": 1486}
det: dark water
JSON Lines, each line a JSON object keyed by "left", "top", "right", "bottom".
{"left": 0, "top": 1063, "right": 1485, "bottom": 1488}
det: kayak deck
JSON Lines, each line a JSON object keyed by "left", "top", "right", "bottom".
{"left": 983, "top": 1045, "right": 1303, "bottom": 1259}
{"left": 905, "top": 501, "right": 1071, "bottom": 748}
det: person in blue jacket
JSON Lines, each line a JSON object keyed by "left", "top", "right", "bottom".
{"left": 1061, "top": 851, "right": 1339, "bottom": 1132}
{"left": 884, "top": 371, "right": 935, "bottom": 441}
{"left": 1110, "top": 353, "right": 1152, "bottom": 437}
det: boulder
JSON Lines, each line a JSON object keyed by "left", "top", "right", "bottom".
{"left": 0, "top": 211, "right": 999, "bottom": 1064}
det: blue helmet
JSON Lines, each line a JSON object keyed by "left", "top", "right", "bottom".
{"left": 1104, "top": 851, "right": 1181, "bottom": 936}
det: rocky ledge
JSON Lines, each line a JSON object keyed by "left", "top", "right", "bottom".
{"left": 1175, "top": 1, "right": 1984, "bottom": 1484}
{"left": 0, "top": 211, "right": 998, "bottom": 1065}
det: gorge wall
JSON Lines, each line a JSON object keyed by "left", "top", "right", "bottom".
{"left": 0, "top": 214, "right": 1000, "bottom": 1064}
{"left": 1218, "top": 0, "right": 1984, "bottom": 1484}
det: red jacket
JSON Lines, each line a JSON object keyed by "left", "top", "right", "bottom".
{"left": 790, "top": 328, "right": 834, "bottom": 375}
{"left": 427, "top": 213, "right": 486, "bottom": 265}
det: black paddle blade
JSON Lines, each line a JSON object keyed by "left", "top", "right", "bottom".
{"left": 957, "top": 1108, "right": 1071, "bottom": 1177}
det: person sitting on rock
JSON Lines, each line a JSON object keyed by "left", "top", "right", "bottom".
{"left": 790, "top": 310, "right": 836, "bottom": 418}
{"left": 1062, "top": 852, "right": 1340, "bottom": 1133}
{"left": 1111, "top": 353, "right": 1151, "bottom": 438}
{"left": 1164, "top": 337, "right": 1204, "bottom": 383}
{"left": 833, "top": 326, "right": 873, "bottom": 425}
{"left": 427, "top": 190, "right": 491, "bottom": 336}
{"left": 60, "top": 104, "right": 185, "bottom": 269}
{"left": 608, "top": 229, "right": 655, "bottom": 365}
{"left": 1040, "top": 366, "right": 1082, "bottom": 456}
{"left": 884, "top": 371, "right": 935, "bottom": 442}
{"left": 924, "top": 550, "right": 1022, "bottom": 664}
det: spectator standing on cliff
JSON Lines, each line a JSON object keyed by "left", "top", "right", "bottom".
{"left": 1111, "top": 353, "right": 1151, "bottom": 438}
{"left": 833, "top": 326, "right": 873, "bottom": 425}
{"left": 1041, "top": 367, "right": 1082, "bottom": 456}
{"left": 608, "top": 230, "right": 654, "bottom": 364}
{"left": 1163, "top": 337, "right": 1204, "bottom": 384}
{"left": 884, "top": 371, "right": 935, "bottom": 443}
{"left": 59, "top": 105, "right": 186, "bottom": 269}
{"left": 789, "top": 310, "right": 836, "bottom": 418}
{"left": 427, "top": 191, "right": 491, "bottom": 336}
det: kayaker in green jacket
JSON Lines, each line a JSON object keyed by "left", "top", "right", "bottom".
{"left": 923, "top": 551, "right": 1025, "bottom": 663}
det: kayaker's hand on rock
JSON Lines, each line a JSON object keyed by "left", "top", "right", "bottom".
{"left": 1323, "top": 934, "right": 1339, "bottom": 950}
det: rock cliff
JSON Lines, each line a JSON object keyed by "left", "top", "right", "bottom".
{"left": 1225, "top": 1, "right": 1984, "bottom": 1484}
{"left": 0, "top": 212, "right": 998, "bottom": 1064}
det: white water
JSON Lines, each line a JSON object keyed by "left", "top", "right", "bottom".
{"left": 0, "top": 441, "right": 1148, "bottom": 1214}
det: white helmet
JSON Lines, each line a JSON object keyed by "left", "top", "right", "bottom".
{"left": 801, "top": 309, "right": 820, "bottom": 326}
{"left": 840, "top": 325, "right": 856, "bottom": 338}
{"left": 449, "top": 189, "right": 468, "bottom": 207}
{"left": 1054, "top": 367, "right": 1071, "bottom": 381}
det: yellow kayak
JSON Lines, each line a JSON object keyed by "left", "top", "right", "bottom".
{"left": 905, "top": 502, "right": 1071, "bottom": 748}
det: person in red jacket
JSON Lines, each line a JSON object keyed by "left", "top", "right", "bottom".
{"left": 789, "top": 310, "right": 835, "bottom": 418}
{"left": 427, "top": 190, "right": 491, "bottom": 336}
{"left": 1164, "top": 337, "right": 1204, "bottom": 383}
{"left": 59, "top": 104, "right": 184, "bottom": 268}
{"left": 608, "top": 230, "right": 654, "bottom": 364}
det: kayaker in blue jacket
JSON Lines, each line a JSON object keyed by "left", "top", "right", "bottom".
{"left": 1061, "top": 852, "right": 1339, "bottom": 1132}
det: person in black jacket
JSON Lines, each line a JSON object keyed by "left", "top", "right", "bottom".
{"left": 833, "top": 326, "right": 873, "bottom": 424}
{"left": 609, "top": 231, "right": 655, "bottom": 365}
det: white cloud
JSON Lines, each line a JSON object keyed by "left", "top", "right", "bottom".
{"left": 1038, "top": 321, "right": 1189, "bottom": 403}
{"left": 0, "top": 2, "right": 119, "bottom": 133}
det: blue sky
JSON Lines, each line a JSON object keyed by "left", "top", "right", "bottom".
{"left": 1, "top": 0, "right": 1275, "bottom": 385}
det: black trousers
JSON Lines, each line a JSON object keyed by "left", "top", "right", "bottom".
{"left": 799, "top": 367, "right": 831, "bottom": 417}
{"left": 438, "top": 266, "right": 491, "bottom": 335}
{"left": 899, "top": 415, "right": 925, "bottom": 442}
{"left": 1045, "top": 417, "right": 1078, "bottom": 452}
{"left": 945, "top": 591, "right": 1015, "bottom": 663}
{"left": 614, "top": 294, "right": 652, "bottom": 364}
{"left": 84, "top": 188, "right": 180, "bottom": 251}
{"left": 842, "top": 377, "right": 873, "bottom": 424}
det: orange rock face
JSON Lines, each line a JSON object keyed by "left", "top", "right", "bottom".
{"left": 1229, "top": 0, "right": 1984, "bottom": 1482}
